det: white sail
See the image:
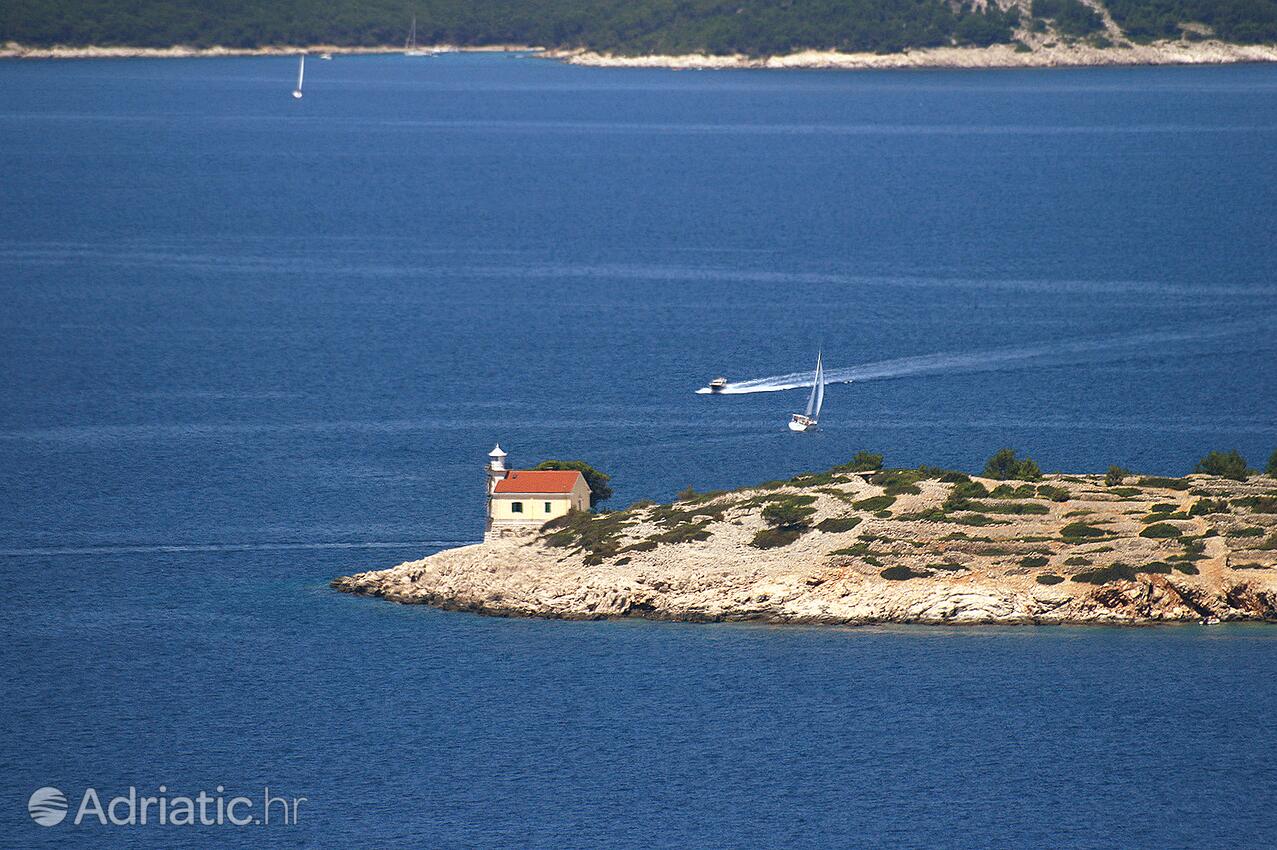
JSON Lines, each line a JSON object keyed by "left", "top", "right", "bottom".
{"left": 804, "top": 351, "right": 823, "bottom": 417}
{"left": 812, "top": 352, "right": 825, "bottom": 418}
{"left": 296, "top": 54, "right": 305, "bottom": 90}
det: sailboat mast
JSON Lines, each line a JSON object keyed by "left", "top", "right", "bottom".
{"left": 297, "top": 54, "right": 305, "bottom": 90}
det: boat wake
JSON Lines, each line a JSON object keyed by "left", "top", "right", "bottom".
{"left": 696, "top": 320, "right": 1271, "bottom": 395}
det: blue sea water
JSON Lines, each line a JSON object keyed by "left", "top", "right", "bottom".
{"left": 1, "top": 53, "right": 1276, "bottom": 847}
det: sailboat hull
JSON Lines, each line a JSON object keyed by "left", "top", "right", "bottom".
{"left": 788, "top": 414, "right": 815, "bottom": 432}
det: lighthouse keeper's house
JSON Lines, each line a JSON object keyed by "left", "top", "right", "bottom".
{"left": 484, "top": 444, "right": 591, "bottom": 541}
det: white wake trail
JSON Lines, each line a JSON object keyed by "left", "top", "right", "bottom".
{"left": 696, "top": 321, "right": 1266, "bottom": 394}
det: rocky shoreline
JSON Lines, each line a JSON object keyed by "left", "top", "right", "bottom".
{"left": 545, "top": 40, "right": 1277, "bottom": 70}
{"left": 4, "top": 40, "right": 1275, "bottom": 68}
{"left": 333, "top": 468, "right": 1277, "bottom": 626}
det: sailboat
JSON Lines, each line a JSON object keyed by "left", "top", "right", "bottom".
{"left": 292, "top": 54, "right": 305, "bottom": 99}
{"left": 404, "top": 16, "right": 434, "bottom": 56}
{"left": 788, "top": 351, "right": 824, "bottom": 432}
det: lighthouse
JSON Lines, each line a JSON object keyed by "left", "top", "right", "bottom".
{"left": 486, "top": 443, "right": 508, "bottom": 492}
{"left": 483, "top": 443, "right": 590, "bottom": 541}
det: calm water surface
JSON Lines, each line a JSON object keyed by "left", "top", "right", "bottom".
{"left": 1, "top": 54, "right": 1275, "bottom": 847}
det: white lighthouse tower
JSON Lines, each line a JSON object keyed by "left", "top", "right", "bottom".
{"left": 484, "top": 444, "right": 508, "bottom": 540}
{"left": 487, "top": 443, "right": 508, "bottom": 493}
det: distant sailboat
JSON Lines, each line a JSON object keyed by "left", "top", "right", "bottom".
{"left": 404, "top": 15, "right": 434, "bottom": 56}
{"left": 788, "top": 351, "right": 824, "bottom": 432}
{"left": 292, "top": 54, "right": 305, "bottom": 99}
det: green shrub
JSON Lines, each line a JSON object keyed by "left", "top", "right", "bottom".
{"left": 1268, "top": 449, "right": 1277, "bottom": 477}
{"left": 874, "top": 510, "right": 892, "bottom": 519}
{"left": 1036, "top": 573, "right": 1065, "bottom": 585}
{"left": 950, "top": 480, "right": 991, "bottom": 500}
{"left": 880, "top": 565, "right": 930, "bottom": 581}
{"left": 853, "top": 495, "right": 897, "bottom": 512}
{"left": 1195, "top": 450, "right": 1250, "bottom": 481}
{"left": 1021, "top": 555, "right": 1050, "bottom": 568}
{"left": 1233, "top": 562, "right": 1270, "bottom": 570}
{"left": 1032, "top": 0, "right": 1104, "bottom": 35}
{"left": 1151, "top": 502, "right": 1178, "bottom": 513}
{"left": 1189, "top": 498, "right": 1229, "bottom": 516}
{"left": 676, "top": 486, "right": 698, "bottom": 501}
{"left": 1142, "top": 512, "right": 1189, "bottom": 523}
{"left": 1137, "top": 477, "right": 1191, "bottom": 491}
{"left": 762, "top": 498, "right": 816, "bottom": 529}
{"left": 833, "top": 451, "right": 884, "bottom": 472}
{"left": 750, "top": 527, "right": 804, "bottom": 549}
{"left": 649, "top": 521, "right": 712, "bottom": 545}
{"left": 917, "top": 466, "right": 971, "bottom": 483}
{"left": 1064, "top": 556, "right": 1091, "bottom": 566}
{"left": 1140, "top": 523, "right": 1182, "bottom": 539}
{"left": 1106, "top": 466, "right": 1132, "bottom": 486}
{"left": 614, "top": 556, "right": 631, "bottom": 566}
{"left": 1036, "top": 484, "right": 1071, "bottom": 502}
{"left": 983, "top": 448, "right": 1042, "bottom": 481}
{"left": 1110, "top": 487, "right": 1143, "bottom": 497}
{"left": 628, "top": 499, "right": 656, "bottom": 510}
{"left": 787, "top": 471, "right": 839, "bottom": 488}
{"left": 622, "top": 540, "right": 658, "bottom": 553}
{"left": 1062, "top": 522, "right": 1108, "bottom": 540}
{"left": 869, "top": 470, "right": 924, "bottom": 491}
{"left": 1174, "top": 562, "right": 1200, "bottom": 575}
{"left": 539, "top": 508, "right": 632, "bottom": 559}
{"left": 829, "top": 542, "right": 873, "bottom": 556}
{"left": 1226, "top": 527, "right": 1265, "bottom": 538}
{"left": 815, "top": 516, "right": 862, "bottom": 533}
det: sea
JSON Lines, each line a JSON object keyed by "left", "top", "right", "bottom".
{"left": 1, "top": 53, "right": 1275, "bottom": 847}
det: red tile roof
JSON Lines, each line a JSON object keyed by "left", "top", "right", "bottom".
{"left": 493, "top": 470, "right": 585, "bottom": 495}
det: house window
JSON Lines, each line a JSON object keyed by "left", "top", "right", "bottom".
{"left": 544, "top": 502, "right": 552, "bottom": 513}
{"left": 511, "top": 502, "right": 523, "bottom": 513}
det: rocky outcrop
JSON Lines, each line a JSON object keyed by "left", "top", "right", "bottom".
{"left": 333, "top": 471, "right": 1277, "bottom": 626}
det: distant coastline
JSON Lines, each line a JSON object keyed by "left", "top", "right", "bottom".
{"left": 0, "top": 42, "right": 538, "bottom": 60}
{"left": 4, "top": 40, "right": 1276, "bottom": 69}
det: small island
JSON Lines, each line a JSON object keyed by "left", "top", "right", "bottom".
{"left": 334, "top": 448, "right": 1277, "bottom": 625}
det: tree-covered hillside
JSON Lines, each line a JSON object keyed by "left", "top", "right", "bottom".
{"left": 1106, "top": 0, "right": 1277, "bottom": 43}
{"left": 2, "top": 0, "right": 1275, "bottom": 53}
{"left": 0, "top": 0, "right": 1020, "bottom": 53}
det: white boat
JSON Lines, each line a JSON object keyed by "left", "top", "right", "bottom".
{"left": 709, "top": 377, "right": 728, "bottom": 392}
{"left": 319, "top": 52, "right": 333, "bottom": 60}
{"left": 788, "top": 351, "right": 824, "bottom": 432}
{"left": 292, "top": 54, "right": 305, "bottom": 99}
{"left": 404, "top": 16, "right": 435, "bottom": 56}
